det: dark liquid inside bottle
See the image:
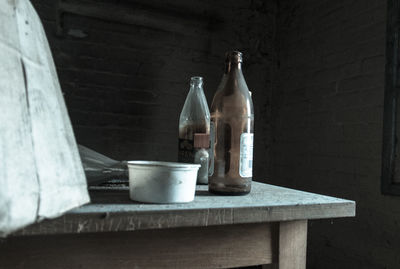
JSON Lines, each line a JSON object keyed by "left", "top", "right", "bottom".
{"left": 209, "top": 51, "right": 254, "bottom": 195}
{"left": 178, "top": 122, "right": 209, "bottom": 163}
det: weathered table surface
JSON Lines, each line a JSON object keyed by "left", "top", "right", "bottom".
{"left": 14, "top": 181, "right": 355, "bottom": 236}
{"left": 2, "top": 182, "right": 356, "bottom": 269}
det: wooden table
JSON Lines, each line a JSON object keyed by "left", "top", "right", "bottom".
{"left": 0, "top": 182, "right": 355, "bottom": 269}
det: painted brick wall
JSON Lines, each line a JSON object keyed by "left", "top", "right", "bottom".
{"left": 31, "top": 0, "right": 276, "bottom": 181}
{"left": 273, "top": 0, "right": 400, "bottom": 268}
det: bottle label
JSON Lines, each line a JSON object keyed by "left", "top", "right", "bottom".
{"left": 239, "top": 133, "right": 253, "bottom": 177}
{"left": 178, "top": 138, "right": 194, "bottom": 163}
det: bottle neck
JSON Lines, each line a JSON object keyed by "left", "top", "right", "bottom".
{"left": 190, "top": 76, "right": 203, "bottom": 90}
{"left": 221, "top": 60, "right": 246, "bottom": 95}
{"left": 225, "top": 62, "right": 242, "bottom": 74}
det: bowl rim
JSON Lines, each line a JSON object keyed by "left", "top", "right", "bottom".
{"left": 127, "top": 160, "right": 200, "bottom": 169}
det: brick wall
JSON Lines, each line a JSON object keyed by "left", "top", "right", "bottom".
{"left": 31, "top": 0, "right": 276, "bottom": 180}
{"left": 273, "top": 0, "right": 400, "bottom": 268}
{"left": 30, "top": 0, "right": 400, "bottom": 267}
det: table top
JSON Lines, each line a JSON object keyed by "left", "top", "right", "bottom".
{"left": 15, "top": 182, "right": 355, "bottom": 236}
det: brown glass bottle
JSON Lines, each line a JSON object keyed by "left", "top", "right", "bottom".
{"left": 209, "top": 51, "right": 254, "bottom": 195}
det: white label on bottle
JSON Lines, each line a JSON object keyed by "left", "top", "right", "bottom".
{"left": 239, "top": 133, "right": 253, "bottom": 177}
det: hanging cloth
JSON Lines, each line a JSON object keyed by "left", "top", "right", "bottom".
{"left": 0, "top": 0, "right": 90, "bottom": 236}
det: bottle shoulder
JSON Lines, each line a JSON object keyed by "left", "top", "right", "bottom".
{"left": 210, "top": 67, "right": 254, "bottom": 117}
{"left": 180, "top": 88, "right": 210, "bottom": 121}
{"left": 210, "top": 89, "right": 254, "bottom": 116}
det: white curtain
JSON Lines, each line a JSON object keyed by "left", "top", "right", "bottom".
{"left": 0, "top": 0, "right": 90, "bottom": 236}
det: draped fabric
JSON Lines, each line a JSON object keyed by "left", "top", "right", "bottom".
{"left": 0, "top": 0, "right": 90, "bottom": 236}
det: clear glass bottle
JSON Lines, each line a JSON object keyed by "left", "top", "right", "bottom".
{"left": 178, "top": 77, "right": 210, "bottom": 184}
{"left": 209, "top": 51, "right": 254, "bottom": 195}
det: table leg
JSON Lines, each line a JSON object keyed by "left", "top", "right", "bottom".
{"left": 278, "top": 220, "right": 307, "bottom": 269}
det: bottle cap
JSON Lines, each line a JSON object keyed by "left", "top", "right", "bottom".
{"left": 194, "top": 133, "right": 210, "bottom": 148}
{"left": 226, "top": 51, "right": 243, "bottom": 63}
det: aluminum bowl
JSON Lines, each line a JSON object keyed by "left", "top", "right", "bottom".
{"left": 127, "top": 161, "right": 200, "bottom": 203}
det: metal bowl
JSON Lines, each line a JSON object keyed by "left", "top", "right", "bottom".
{"left": 127, "top": 161, "right": 200, "bottom": 203}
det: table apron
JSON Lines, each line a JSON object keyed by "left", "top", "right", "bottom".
{"left": 1, "top": 222, "right": 281, "bottom": 269}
